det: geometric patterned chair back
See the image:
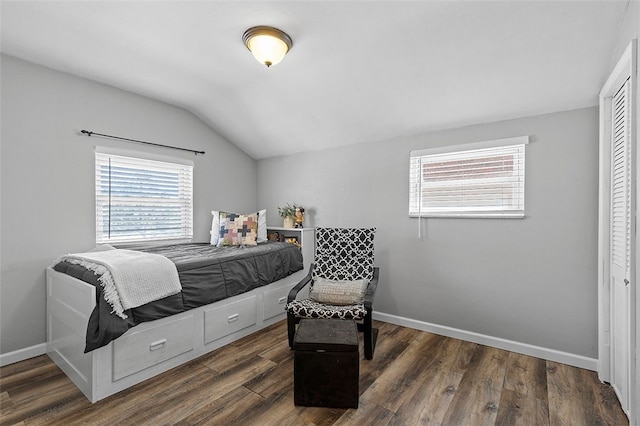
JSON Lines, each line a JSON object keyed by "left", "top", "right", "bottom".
{"left": 312, "top": 227, "right": 376, "bottom": 282}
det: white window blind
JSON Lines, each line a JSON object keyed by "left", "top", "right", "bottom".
{"left": 409, "top": 136, "right": 528, "bottom": 218}
{"left": 95, "top": 151, "right": 193, "bottom": 243}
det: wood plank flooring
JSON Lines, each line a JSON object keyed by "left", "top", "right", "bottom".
{"left": 0, "top": 320, "right": 628, "bottom": 425}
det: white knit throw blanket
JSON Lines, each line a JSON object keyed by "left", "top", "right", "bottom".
{"left": 58, "top": 249, "right": 182, "bottom": 319}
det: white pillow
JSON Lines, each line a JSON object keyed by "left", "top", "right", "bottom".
{"left": 309, "top": 277, "right": 368, "bottom": 306}
{"left": 210, "top": 210, "right": 221, "bottom": 245}
{"left": 258, "top": 209, "right": 267, "bottom": 243}
{"left": 211, "top": 209, "right": 267, "bottom": 244}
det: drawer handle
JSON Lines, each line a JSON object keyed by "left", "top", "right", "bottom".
{"left": 278, "top": 296, "right": 287, "bottom": 304}
{"left": 228, "top": 313, "right": 239, "bottom": 323}
{"left": 149, "top": 339, "right": 167, "bottom": 351}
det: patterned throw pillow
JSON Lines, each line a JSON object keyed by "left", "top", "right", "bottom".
{"left": 217, "top": 212, "right": 258, "bottom": 246}
{"left": 309, "top": 277, "right": 368, "bottom": 305}
{"left": 211, "top": 209, "right": 267, "bottom": 245}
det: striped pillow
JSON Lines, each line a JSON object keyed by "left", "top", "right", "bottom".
{"left": 309, "top": 277, "right": 368, "bottom": 306}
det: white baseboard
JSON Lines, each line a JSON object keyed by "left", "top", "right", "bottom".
{"left": 0, "top": 314, "right": 598, "bottom": 372}
{"left": 0, "top": 343, "right": 47, "bottom": 367}
{"left": 373, "top": 312, "right": 597, "bottom": 371}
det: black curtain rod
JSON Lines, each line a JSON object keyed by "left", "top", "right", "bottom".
{"left": 81, "top": 130, "right": 205, "bottom": 155}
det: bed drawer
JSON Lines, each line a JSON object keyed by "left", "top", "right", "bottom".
{"left": 112, "top": 314, "right": 194, "bottom": 381}
{"left": 263, "top": 285, "right": 292, "bottom": 320}
{"left": 204, "top": 295, "right": 257, "bottom": 344}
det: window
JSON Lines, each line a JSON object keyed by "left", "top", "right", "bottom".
{"left": 409, "top": 136, "right": 528, "bottom": 218}
{"left": 95, "top": 149, "right": 193, "bottom": 243}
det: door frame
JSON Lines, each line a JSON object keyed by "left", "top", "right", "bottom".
{"left": 598, "top": 38, "right": 637, "bottom": 422}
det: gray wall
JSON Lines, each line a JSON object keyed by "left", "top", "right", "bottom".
{"left": 258, "top": 107, "right": 599, "bottom": 358}
{"left": 0, "top": 53, "right": 609, "bottom": 361}
{"left": 0, "top": 55, "right": 257, "bottom": 354}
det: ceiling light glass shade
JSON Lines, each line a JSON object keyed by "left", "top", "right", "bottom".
{"left": 243, "top": 26, "right": 292, "bottom": 68}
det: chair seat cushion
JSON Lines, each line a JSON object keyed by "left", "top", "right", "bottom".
{"left": 286, "top": 299, "right": 367, "bottom": 320}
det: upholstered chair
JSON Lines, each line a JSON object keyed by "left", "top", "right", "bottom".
{"left": 286, "top": 227, "right": 379, "bottom": 359}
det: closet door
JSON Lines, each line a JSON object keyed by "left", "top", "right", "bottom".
{"left": 610, "top": 77, "right": 632, "bottom": 414}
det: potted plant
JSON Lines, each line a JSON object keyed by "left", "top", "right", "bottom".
{"left": 278, "top": 203, "right": 297, "bottom": 228}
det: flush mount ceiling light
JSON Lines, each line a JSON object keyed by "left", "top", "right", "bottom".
{"left": 242, "top": 26, "right": 292, "bottom": 68}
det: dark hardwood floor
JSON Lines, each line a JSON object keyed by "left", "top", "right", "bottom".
{"left": 0, "top": 320, "right": 628, "bottom": 425}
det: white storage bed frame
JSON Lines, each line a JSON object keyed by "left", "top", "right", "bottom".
{"left": 46, "top": 266, "right": 306, "bottom": 403}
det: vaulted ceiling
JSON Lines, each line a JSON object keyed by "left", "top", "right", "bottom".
{"left": 0, "top": 1, "right": 629, "bottom": 159}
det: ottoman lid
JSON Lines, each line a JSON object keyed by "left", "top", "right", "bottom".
{"left": 294, "top": 319, "right": 359, "bottom": 352}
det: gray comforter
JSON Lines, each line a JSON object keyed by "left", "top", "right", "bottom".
{"left": 54, "top": 242, "right": 304, "bottom": 352}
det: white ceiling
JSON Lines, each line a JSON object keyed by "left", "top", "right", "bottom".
{"left": 0, "top": 1, "right": 629, "bottom": 159}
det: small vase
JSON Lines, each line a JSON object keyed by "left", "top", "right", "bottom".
{"left": 283, "top": 217, "right": 295, "bottom": 228}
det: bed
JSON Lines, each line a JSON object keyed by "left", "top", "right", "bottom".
{"left": 46, "top": 237, "right": 313, "bottom": 403}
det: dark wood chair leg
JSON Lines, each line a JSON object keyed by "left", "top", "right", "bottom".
{"left": 288, "top": 312, "right": 296, "bottom": 348}
{"left": 363, "top": 310, "right": 378, "bottom": 360}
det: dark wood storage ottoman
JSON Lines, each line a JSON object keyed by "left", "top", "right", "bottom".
{"left": 293, "top": 318, "right": 359, "bottom": 408}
